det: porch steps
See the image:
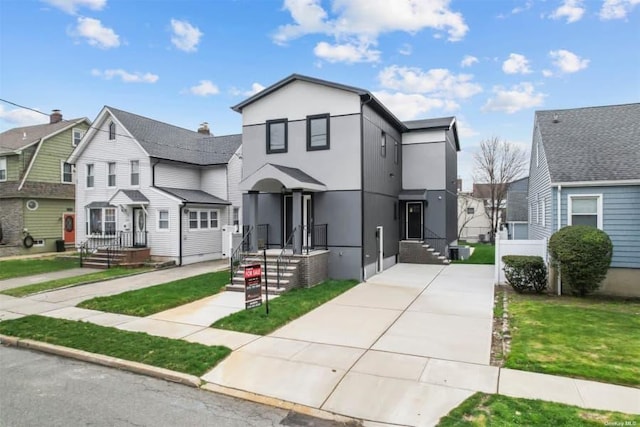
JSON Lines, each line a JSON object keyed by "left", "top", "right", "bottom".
{"left": 226, "top": 254, "right": 301, "bottom": 295}
{"left": 399, "top": 240, "right": 450, "bottom": 265}
{"left": 422, "top": 244, "right": 451, "bottom": 265}
{"left": 81, "top": 247, "right": 152, "bottom": 269}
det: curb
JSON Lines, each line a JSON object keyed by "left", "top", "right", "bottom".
{"left": 201, "top": 382, "right": 362, "bottom": 425}
{"left": 0, "top": 334, "right": 200, "bottom": 388}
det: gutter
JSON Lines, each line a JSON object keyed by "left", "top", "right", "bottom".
{"left": 151, "top": 159, "right": 160, "bottom": 187}
{"left": 179, "top": 203, "right": 184, "bottom": 266}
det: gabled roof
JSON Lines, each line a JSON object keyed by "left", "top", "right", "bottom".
{"left": 106, "top": 107, "right": 241, "bottom": 166}
{"left": 536, "top": 103, "right": 640, "bottom": 183}
{"left": 156, "top": 187, "right": 230, "bottom": 205}
{"left": 231, "top": 74, "right": 406, "bottom": 132}
{"left": 0, "top": 118, "right": 89, "bottom": 154}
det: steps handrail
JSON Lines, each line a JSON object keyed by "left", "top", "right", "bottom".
{"left": 276, "top": 225, "right": 299, "bottom": 289}
{"left": 230, "top": 226, "right": 253, "bottom": 282}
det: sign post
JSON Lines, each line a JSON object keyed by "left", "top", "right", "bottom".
{"left": 263, "top": 249, "right": 269, "bottom": 315}
{"left": 244, "top": 264, "right": 262, "bottom": 309}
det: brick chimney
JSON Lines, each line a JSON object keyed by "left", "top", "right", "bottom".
{"left": 50, "top": 109, "right": 62, "bottom": 124}
{"left": 197, "top": 122, "right": 211, "bottom": 135}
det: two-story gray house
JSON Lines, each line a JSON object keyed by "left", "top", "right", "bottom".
{"left": 528, "top": 103, "right": 640, "bottom": 296}
{"left": 233, "top": 74, "right": 459, "bottom": 281}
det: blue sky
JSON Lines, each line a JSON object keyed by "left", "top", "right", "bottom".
{"left": 1, "top": 0, "right": 638, "bottom": 189}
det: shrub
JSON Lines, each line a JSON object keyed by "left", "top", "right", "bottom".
{"left": 548, "top": 225, "right": 613, "bottom": 296}
{"left": 502, "top": 255, "right": 547, "bottom": 293}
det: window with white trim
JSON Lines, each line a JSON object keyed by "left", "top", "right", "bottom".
{"left": 568, "top": 195, "right": 602, "bottom": 229}
{"left": 158, "top": 210, "right": 169, "bottom": 230}
{"left": 88, "top": 207, "right": 116, "bottom": 236}
{"left": 72, "top": 128, "right": 85, "bottom": 147}
{"left": 187, "top": 209, "right": 220, "bottom": 230}
{"left": 188, "top": 211, "right": 198, "bottom": 229}
{"left": 130, "top": 160, "right": 139, "bottom": 186}
{"left": 210, "top": 210, "right": 218, "bottom": 229}
{"left": 86, "top": 163, "right": 94, "bottom": 188}
{"left": 62, "top": 162, "right": 73, "bottom": 183}
{"left": 232, "top": 207, "right": 239, "bottom": 226}
{"left": 0, "top": 157, "right": 6, "bottom": 181}
{"left": 107, "top": 162, "right": 116, "bottom": 187}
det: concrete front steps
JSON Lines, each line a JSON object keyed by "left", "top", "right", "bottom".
{"left": 225, "top": 254, "right": 300, "bottom": 296}
{"left": 398, "top": 240, "right": 451, "bottom": 265}
{"left": 81, "top": 248, "right": 151, "bottom": 269}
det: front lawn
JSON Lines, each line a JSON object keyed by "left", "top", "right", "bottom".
{"left": 453, "top": 242, "right": 495, "bottom": 264}
{"left": 438, "top": 393, "right": 640, "bottom": 426}
{"left": 0, "top": 257, "right": 78, "bottom": 280}
{"left": 78, "top": 271, "right": 229, "bottom": 316}
{"left": 505, "top": 292, "right": 640, "bottom": 387}
{"left": 212, "top": 279, "right": 359, "bottom": 335}
{"left": 0, "top": 315, "right": 230, "bottom": 376}
{"left": 1, "top": 267, "right": 152, "bottom": 297}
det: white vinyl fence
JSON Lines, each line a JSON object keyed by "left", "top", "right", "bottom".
{"left": 495, "top": 233, "right": 548, "bottom": 284}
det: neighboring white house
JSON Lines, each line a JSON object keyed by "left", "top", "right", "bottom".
{"left": 457, "top": 193, "right": 492, "bottom": 242}
{"left": 68, "top": 106, "right": 242, "bottom": 265}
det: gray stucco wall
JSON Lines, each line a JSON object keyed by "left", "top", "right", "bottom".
{"left": 444, "top": 128, "right": 458, "bottom": 243}
{"left": 425, "top": 190, "right": 447, "bottom": 240}
{"left": 242, "top": 193, "right": 282, "bottom": 247}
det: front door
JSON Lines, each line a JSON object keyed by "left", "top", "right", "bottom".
{"left": 133, "top": 208, "right": 146, "bottom": 247}
{"left": 63, "top": 213, "right": 75, "bottom": 244}
{"left": 283, "top": 194, "right": 312, "bottom": 247}
{"left": 406, "top": 202, "right": 423, "bottom": 239}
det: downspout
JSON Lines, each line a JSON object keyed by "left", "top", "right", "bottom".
{"left": 178, "top": 203, "right": 184, "bottom": 266}
{"left": 556, "top": 185, "right": 562, "bottom": 296}
{"left": 360, "top": 94, "right": 374, "bottom": 281}
{"left": 151, "top": 159, "right": 160, "bottom": 187}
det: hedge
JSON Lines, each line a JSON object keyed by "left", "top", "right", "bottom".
{"left": 502, "top": 255, "right": 547, "bottom": 293}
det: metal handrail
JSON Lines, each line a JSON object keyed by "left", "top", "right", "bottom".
{"left": 303, "top": 224, "right": 328, "bottom": 254}
{"left": 423, "top": 226, "right": 448, "bottom": 259}
{"left": 230, "top": 226, "right": 253, "bottom": 282}
{"left": 276, "top": 225, "right": 299, "bottom": 289}
{"left": 256, "top": 224, "right": 269, "bottom": 250}
{"left": 78, "top": 233, "right": 119, "bottom": 268}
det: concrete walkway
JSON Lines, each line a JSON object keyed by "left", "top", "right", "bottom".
{"left": 0, "top": 262, "right": 638, "bottom": 425}
{"left": 0, "top": 268, "right": 100, "bottom": 292}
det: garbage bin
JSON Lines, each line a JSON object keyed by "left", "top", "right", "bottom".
{"left": 449, "top": 247, "right": 459, "bottom": 260}
{"left": 55, "top": 239, "right": 66, "bottom": 252}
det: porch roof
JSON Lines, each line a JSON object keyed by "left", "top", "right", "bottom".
{"left": 399, "top": 189, "right": 428, "bottom": 200}
{"left": 240, "top": 163, "right": 327, "bottom": 192}
{"left": 109, "top": 189, "right": 149, "bottom": 205}
{"left": 85, "top": 201, "right": 115, "bottom": 208}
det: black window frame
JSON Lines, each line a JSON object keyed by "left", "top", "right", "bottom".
{"left": 381, "top": 131, "right": 387, "bottom": 158}
{"left": 266, "top": 119, "right": 288, "bottom": 154}
{"left": 108, "top": 122, "right": 116, "bottom": 140}
{"left": 394, "top": 139, "right": 399, "bottom": 164}
{"left": 306, "top": 114, "right": 330, "bottom": 151}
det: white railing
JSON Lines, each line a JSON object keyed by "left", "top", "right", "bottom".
{"left": 495, "top": 233, "right": 548, "bottom": 284}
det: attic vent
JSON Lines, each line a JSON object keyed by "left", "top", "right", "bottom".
{"left": 552, "top": 113, "right": 559, "bottom": 123}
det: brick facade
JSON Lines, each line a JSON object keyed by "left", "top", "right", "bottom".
{"left": 298, "top": 250, "right": 330, "bottom": 287}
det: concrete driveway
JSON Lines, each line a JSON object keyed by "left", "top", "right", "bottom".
{"left": 203, "top": 263, "right": 498, "bottom": 426}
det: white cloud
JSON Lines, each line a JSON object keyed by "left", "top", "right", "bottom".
{"left": 0, "top": 106, "right": 48, "bottom": 127}
{"left": 187, "top": 80, "right": 219, "bottom": 96}
{"left": 482, "top": 82, "right": 546, "bottom": 114}
{"left": 460, "top": 55, "right": 478, "bottom": 67}
{"left": 91, "top": 68, "right": 159, "bottom": 83}
{"left": 456, "top": 117, "right": 479, "bottom": 138}
{"left": 549, "top": 49, "right": 589, "bottom": 74}
{"left": 72, "top": 17, "right": 120, "bottom": 49}
{"left": 170, "top": 19, "right": 203, "bottom": 52}
{"left": 273, "top": 0, "right": 469, "bottom": 62}
{"left": 372, "top": 91, "right": 454, "bottom": 121}
{"left": 314, "top": 40, "right": 380, "bottom": 63}
{"left": 502, "top": 53, "right": 532, "bottom": 74}
{"left": 549, "top": 0, "right": 585, "bottom": 23}
{"left": 542, "top": 69, "right": 554, "bottom": 77}
{"left": 512, "top": 0, "right": 533, "bottom": 14}
{"left": 42, "top": 0, "right": 105, "bottom": 15}
{"left": 230, "top": 82, "right": 266, "bottom": 97}
{"left": 398, "top": 43, "right": 412, "bottom": 56}
{"left": 600, "top": 0, "right": 640, "bottom": 19}
{"left": 378, "top": 65, "right": 482, "bottom": 100}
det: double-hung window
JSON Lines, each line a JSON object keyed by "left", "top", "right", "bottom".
{"left": 86, "top": 164, "right": 94, "bottom": 188}
{"left": 0, "top": 157, "right": 6, "bottom": 181}
{"left": 189, "top": 211, "right": 198, "bottom": 229}
{"left": 568, "top": 195, "right": 602, "bottom": 229}
{"left": 381, "top": 132, "right": 387, "bottom": 157}
{"left": 109, "top": 122, "right": 116, "bottom": 140}
{"left": 62, "top": 162, "right": 73, "bottom": 183}
{"left": 266, "top": 119, "right": 287, "bottom": 154}
{"left": 107, "top": 162, "right": 116, "bottom": 187}
{"left": 306, "top": 114, "right": 329, "bottom": 151}
{"left": 130, "top": 160, "right": 139, "bottom": 186}
{"left": 158, "top": 210, "right": 169, "bottom": 230}
{"left": 72, "top": 128, "right": 85, "bottom": 147}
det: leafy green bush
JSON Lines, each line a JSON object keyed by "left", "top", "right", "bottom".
{"left": 502, "top": 255, "right": 547, "bottom": 293}
{"left": 548, "top": 225, "right": 613, "bottom": 296}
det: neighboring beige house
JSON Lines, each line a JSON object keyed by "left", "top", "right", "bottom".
{"left": 457, "top": 192, "right": 492, "bottom": 242}
{"left": 0, "top": 110, "right": 91, "bottom": 256}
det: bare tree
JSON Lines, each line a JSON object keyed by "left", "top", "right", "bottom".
{"left": 473, "top": 137, "right": 527, "bottom": 242}
{"left": 457, "top": 194, "right": 483, "bottom": 240}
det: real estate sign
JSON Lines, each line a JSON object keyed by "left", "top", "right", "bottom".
{"left": 244, "top": 264, "right": 262, "bottom": 309}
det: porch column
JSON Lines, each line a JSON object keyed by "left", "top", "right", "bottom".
{"left": 248, "top": 191, "right": 259, "bottom": 252}
{"left": 292, "top": 189, "right": 303, "bottom": 254}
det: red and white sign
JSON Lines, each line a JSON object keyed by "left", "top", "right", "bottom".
{"left": 244, "top": 264, "right": 262, "bottom": 309}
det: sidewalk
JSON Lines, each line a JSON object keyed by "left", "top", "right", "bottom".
{"left": 0, "top": 268, "right": 100, "bottom": 292}
{"left": 0, "top": 262, "right": 638, "bottom": 426}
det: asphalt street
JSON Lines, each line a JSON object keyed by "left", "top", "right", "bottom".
{"left": 0, "top": 346, "right": 355, "bottom": 427}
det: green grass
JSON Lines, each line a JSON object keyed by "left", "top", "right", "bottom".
{"left": 0, "top": 257, "right": 79, "bottom": 280}
{"left": 438, "top": 393, "right": 640, "bottom": 426}
{"left": 1, "top": 267, "right": 152, "bottom": 297}
{"left": 0, "top": 315, "right": 230, "bottom": 376}
{"left": 212, "top": 279, "right": 359, "bottom": 335}
{"left": 453, "top": 242, "right": 495, "bottom": 264}
{"left": 506, "top": 292, "right": 640, "bottom": 387}
{"left": 78, "top": 271, "right": 229, "bottom": 316}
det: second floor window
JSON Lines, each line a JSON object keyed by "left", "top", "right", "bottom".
{"left": 381, "top": 132, "right": 387, "bottom": 157}
{"left": 394, "top": 140, "right": 399, "bottom": 164}
{"left": 109, "top": 122, "right": 116, "bottom": 140}
{"left": 107, "top": 162, "right": 116, "bottom": 187}
{"left": 62, "top": 162, "right": 73, "bottom": 183}
{"left": 130, "top": 160, "right": 139, "bottom": 185}
{"left": 307, "top": 114, "right": 329, "bottom": 151}
{"left": 266, "top": 119, "right": 287, "bottom": 154}
{"left": 0, "top": 157, "right": 6, "bottom": 181}
{"left": 86, "top": 164, "right": 94, "bottom": 188}
{"left": 73, "top": 128, "right": 85, "bottom": 147}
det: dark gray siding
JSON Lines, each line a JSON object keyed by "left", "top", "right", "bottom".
{"left": 242, "top": 193, "right": 282, "bottom": 247}
{"left": 444, "top": 128, "right": 458, "bottom": 243}
{"left": 425, "top": 190, "right": 447, "bottom": 238}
